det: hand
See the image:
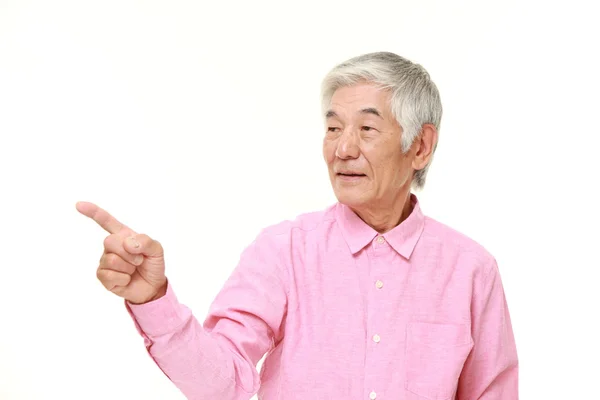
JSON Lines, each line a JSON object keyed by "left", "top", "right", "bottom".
{"left": 76, "top": 201, "right": 167, "bottom": 305}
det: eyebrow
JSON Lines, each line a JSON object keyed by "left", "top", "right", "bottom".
{"left": 325, "top": 108, "right": 384, "bottom": 119}
{"left": 359, "top": 107, "right": 383, "bottom": 119}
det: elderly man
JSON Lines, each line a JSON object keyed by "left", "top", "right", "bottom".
{"left": 77, "top": 52, "right": 518, "bottom": 399}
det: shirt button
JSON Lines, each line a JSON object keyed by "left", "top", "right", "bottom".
{"left": 373, "top": 334, "right": 381, "bottom": 343}
{"left": 369, "top": 391, "right": 377, "bottom": 399}
{"left": 375, "top": 280, "right": 384, "bottom": 289}
{"left": 376, "top": 236, "right": 385, "bottom": 244}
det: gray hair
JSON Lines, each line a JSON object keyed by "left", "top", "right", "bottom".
{"left": 320, "top": 52, "right": 442, "bottom": 190}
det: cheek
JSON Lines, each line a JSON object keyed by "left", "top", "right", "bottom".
{"left": 364, "top": 144, "right": 397, "bottom": 170}
{"left": 365, "top": 147, "right": 406, "bottom": 181}
{"left": 323, "top": 141, "right": 336, "bottom": 164}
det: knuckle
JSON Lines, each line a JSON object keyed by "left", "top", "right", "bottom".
{"left": 104, "top": 253, "right": 120, "bottom": 268}
{"left": 103, "top": 234, "right": 119, "bottom": 251}
{"left": 111, "top": 285, "right": 125, "bottom": 296}
{"left": 96, "top": 268, "right": 110, "bottom": 283}
{"left": 103, "top": 235, "right": 112, "bottom": 249}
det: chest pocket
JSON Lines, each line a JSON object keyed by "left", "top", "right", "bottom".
{"left": 404, "top": 322, "right": 473, "bottom": 400}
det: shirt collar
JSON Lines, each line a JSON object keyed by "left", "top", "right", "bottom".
{"left": 335, "top": 193, "right": 425, "bottom": 259}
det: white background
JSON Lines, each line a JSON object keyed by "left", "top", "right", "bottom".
{"left": 1, "top": 0, "right": 599, "bottom": 399}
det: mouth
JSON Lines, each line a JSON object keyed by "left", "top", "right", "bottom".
{"left": 337, "top": 171, "right": 366, "bottom": 177}
{"left": 336, "top": 172, "right": 366, "bottom": 181}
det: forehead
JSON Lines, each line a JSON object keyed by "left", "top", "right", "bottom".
{"left": 329, "top": 82, "right": 392, "bottom": 115}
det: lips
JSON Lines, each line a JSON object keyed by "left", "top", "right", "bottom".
{"left": 337, "top": 172, "right": 366, "bottom": 177}
{"left": 336, "top": 171, "right": 366, "bottom": 183}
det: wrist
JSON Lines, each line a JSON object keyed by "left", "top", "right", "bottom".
{"left": 148, "top": 280, "right": 168, "bottom": 302}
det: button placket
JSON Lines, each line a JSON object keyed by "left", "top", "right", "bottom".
{"left": 365, "top": 236, "right": 388, "bottom": 400}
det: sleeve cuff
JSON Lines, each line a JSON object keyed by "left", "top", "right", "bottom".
{"left": 125, "top": 281, "right": 191, "bottom": 337}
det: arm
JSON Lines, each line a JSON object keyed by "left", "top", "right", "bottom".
{"left": 125, "top": 231, "right": 288, "bottom": 400}
{"left": 457, "top": 259, "right": 519, "bottom": 399}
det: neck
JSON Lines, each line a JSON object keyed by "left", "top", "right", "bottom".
{"left": 352, "top": 191, "right": 414, "bottom": 234}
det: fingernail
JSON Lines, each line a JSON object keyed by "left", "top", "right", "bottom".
{"left": 129, "top": 237, "right": 140, "bottom": 248}
{"left": 133, "top": 255, "right": 144, "bottom": 265}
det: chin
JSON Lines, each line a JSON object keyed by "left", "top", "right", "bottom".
{"left": 333, "top": 188, "right": 370, "bottom": 208}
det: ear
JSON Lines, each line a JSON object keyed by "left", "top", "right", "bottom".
{"left": 411, "top": 123, "right": 438, "bottom": 171}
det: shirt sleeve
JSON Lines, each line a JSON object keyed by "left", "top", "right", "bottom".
{"left": 457, "top": 259, "right": 519, "bottom": 399}
{"left": 124, "top": 231, "right": 288, "bottom": 400}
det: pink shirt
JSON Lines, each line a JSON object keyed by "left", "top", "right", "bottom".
{"left": 126, "top": 195, "right": 518, "bottom": 399}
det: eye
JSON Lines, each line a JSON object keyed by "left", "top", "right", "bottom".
{"left": 327, "top": 127, "right": 341, "bottom": 133}
{"left": 362, "top": 126, "right": 375, "bottom": 132}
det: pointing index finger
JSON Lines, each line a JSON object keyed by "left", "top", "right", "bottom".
{"left": 76, "top": 201, "right": 134, "bottom": 235}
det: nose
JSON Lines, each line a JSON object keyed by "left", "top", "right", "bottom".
{"left": 335, "top": 130, "right": 360, "bottom": 160}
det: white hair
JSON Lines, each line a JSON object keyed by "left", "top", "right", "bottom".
{"left": 321, "top": 52, "right": 443, "bottom": 190}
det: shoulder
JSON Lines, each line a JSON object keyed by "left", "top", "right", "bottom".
{"left": 256, "top": 204, "right": 337, "bottom": 239}
{"left": 421, "top": 215, "right": 497, "bottom": 276}
{"left": 422, "top": 216, "right": 491, "bottom": 255}
{"left": 241, "top": 205, "right": 337, "bottom": 287}
{"left": 250, "top": 203, "right": 337, "bottom": 248}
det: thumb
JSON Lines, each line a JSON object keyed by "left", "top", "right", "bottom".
{"left": 123, "top": 234, "right": 164, "bottom": 258}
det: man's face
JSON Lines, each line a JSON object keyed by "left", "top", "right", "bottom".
{"left": 323, "top": 82, "right": 416, "bottom": 209}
